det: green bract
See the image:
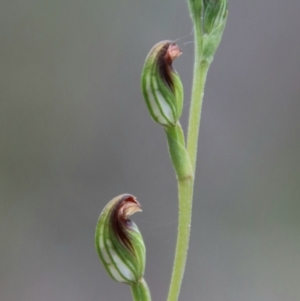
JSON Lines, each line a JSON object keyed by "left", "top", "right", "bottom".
{"left": 95, "top": 194, "right": 146, "bottom": 285}
{"left": 141, "top": 41, "right": 184, "bottom": 128}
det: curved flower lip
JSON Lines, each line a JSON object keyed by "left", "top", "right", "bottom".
{"left": 115, "top": 194, "right": 142, "bottom": 219}
{"left": 165, "top": 43, "right": 182, "bottom": 62}
{"left": 110, "top": 194, "right": 142, "bottom": 252}
{"left": 156, "top": 41, "right": 182, "bottom": 92}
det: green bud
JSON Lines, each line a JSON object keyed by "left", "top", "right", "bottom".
{"left": 203, "top": 0, "right": 227, "bottom": 34}
{"left": 202, "top": 0, "right": 228, "bottom": 62}
{"left": 95, "top": 194, "right": 146, "bottom": 285}
{"left": 141, "top": 41, "right": 184, "bottom": 128}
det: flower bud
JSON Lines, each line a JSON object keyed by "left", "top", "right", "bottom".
{"left": 203, "top": 0, "right": 227, "bottom": 35}
{"left": 141, "top": 41, "right": 184, "bottom": 127}
{"left": 95, "top": 194, "right": 145, "bottom": 284}
{"left": 202, "top": 0, "right": 228, "bottom": 61}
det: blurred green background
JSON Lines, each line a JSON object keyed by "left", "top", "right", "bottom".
{"left": 1, "top": 1, "right": 300, "bottom": 300}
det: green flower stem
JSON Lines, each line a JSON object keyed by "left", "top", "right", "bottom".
{"left": 187, "top": 24, "right": 210, "bottom": 173}
{"left": 165, "top": 124, "right": 194, "bottom": 301}
{"left": 130, "top": 278, "right": 152, "bottom": 301}
{"left": 166, "top": 15, "right": 211, "bottom": 301}
{"left": 166, "top": 176, "right": 193, "bottom": 301}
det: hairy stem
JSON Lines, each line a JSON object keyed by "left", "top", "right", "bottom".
{"left": 166, "top": 15, "right": 211, "bottom": 301}
{"left": 166, "top": 177, "right": 193, "bottom": 301}
{"left": 187, "top": 25, "right": 210, "bottom": 173}
{"left": 165, "top": 124, "right": 194, "bottom": 301}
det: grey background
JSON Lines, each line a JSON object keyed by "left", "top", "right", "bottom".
{"left": 1, "top": 0, "right": 300, "bottom": 300}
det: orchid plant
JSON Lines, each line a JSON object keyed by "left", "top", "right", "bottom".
{"left": 95, "top": 1, "right": 228, "bottom": 301}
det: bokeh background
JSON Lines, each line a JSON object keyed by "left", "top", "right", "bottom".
{"left": 1, "top": 0, "right": 300, "bottom": 300}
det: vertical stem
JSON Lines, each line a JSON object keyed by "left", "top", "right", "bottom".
{"left": 187, "top": 25, "right": 210, "bottom": 173}
{"left": 131, "top": 278, "right": 152, "bottom": 301}
{"left": 165, "top": 124, "right": 194, "bottom": 301}
{"left": 166, "top": 16, "right": 211, "bottom": 301}
{"left": 166, "top": 177, "right": 193, "bottom": 301}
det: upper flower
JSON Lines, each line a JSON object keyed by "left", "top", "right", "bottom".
{"left": 141, "top": 41, "right": 184, "bottom": 128}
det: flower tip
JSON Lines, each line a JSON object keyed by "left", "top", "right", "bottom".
{"left": 117, "top": 194, "right": 142, "bottom": 219}
{"left": 167, "top": 43, "right": 182, "bottom": 61}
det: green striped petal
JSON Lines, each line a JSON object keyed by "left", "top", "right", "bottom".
{"left": 95, "top": 194, "right": 146, "bottom": 285}
{"left": 141, "top": 41, "right": 184, "bottom": 128}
